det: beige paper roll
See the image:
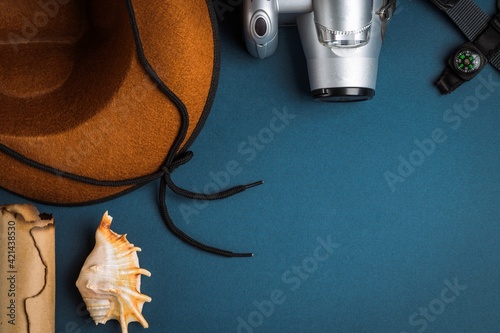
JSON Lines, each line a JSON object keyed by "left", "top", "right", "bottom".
{"left": 0, "top": 204, "right": 55, "bottom": 333}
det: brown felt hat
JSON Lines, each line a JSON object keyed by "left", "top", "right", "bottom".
{"left": 0, "top": 0, "right": 220, "bottom": 205}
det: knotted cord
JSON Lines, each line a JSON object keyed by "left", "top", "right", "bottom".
{"left": 0, "top": 0, "right": 263, "bottom": 257}
{"left": 125, "top": 0, "right": 263, "bottom": 257}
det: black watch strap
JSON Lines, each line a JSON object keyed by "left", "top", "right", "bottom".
{"left": 436, "top": 42, "right": 488, "bottom": 94}
{"left": 430, "top": 0, "right": 500, "bottom": 94}
{"left": 436, "top": 67, "right": 464, "bottom": 94}
{"left": 430, "top": 0, "right": 490, "bottom": 41}
{"left": 430, "top": 0, "right": 500, "bottom": 70}
{"left": 477, "top": 12, "right": 500, "bottom": 70}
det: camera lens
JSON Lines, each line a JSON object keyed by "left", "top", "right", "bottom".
{"left": 312, "top": 87, "right": 375, "bottom": 102}
{"left": 313, "top": 0, "right": 374, "bottom": 47}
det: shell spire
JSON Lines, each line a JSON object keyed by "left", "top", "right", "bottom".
{"left": 76, "top": 211, "right": 152, "bottom": 333}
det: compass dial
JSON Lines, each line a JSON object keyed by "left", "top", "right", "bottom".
{"left": 454, "top": 50, "right": 481, "bottom": 73}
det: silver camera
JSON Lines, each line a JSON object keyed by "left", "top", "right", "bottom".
{"left": 243, "top": 0, "right": 396, "bottom": 101}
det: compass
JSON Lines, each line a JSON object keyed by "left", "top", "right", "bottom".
{"left": 436, "top": 42, "right": 488, "bottom": 94}
{"left": 454, "top": 49, "right": 481, "bottom": 74}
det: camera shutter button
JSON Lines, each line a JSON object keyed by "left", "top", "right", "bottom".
{"left": 254, "top": 17, "right": 267, "bottom": 37}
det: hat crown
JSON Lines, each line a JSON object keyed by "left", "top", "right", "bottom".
{"left": 0, "top": 1, "right": 84, "bottom": 39}
{"left": 0, "top": 0, "right": 219, "bottom": 205}
{"left": 0, "top": 1, "right": 133, "bottom": 135}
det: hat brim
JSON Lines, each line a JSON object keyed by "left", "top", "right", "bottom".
{"left": 0, "top": 0, "right": 220, "bottom": 205}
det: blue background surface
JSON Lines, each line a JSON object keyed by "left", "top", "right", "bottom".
{"left": 1, "top": 0, "right": 500, "bottom": 332}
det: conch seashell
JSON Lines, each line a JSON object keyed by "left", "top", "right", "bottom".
{"left": 76, "top": 211, "right": 152, "bottom": 333}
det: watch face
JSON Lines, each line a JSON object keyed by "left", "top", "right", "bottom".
{"left": 454, "top": 49, "right": 481, "bottom": 73}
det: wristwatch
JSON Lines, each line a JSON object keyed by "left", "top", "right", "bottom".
{"left": 430, "top": 0, "right": 500, "bottom": 94}
{"left": 436, "top": 42, "right": 488, "bottom": 94}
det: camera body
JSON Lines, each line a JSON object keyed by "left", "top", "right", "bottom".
{"left": 243, "top": 0, "right": 395, "bottom": 101}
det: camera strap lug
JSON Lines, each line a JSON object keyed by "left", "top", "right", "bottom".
{"left": 377, "top": 0, "right": 397, "bottom": 40}
{"left": 378, "top": 0, "right": 397, "bottom": 22}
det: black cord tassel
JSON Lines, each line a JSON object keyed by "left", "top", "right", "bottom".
{"left": 125, "top": 0, "right": 263, "bottom": 257}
